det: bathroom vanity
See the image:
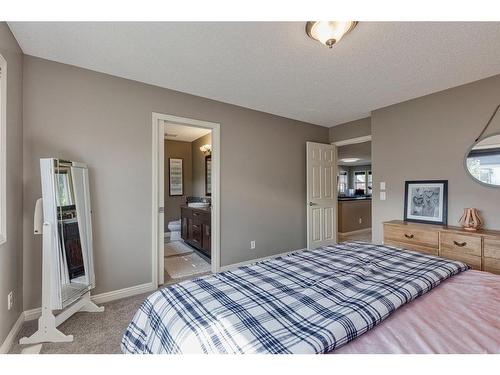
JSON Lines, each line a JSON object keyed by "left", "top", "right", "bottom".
{"left": 181, "top": 205, "right": 211, "bottom": 258}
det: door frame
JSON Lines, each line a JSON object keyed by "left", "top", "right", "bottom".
{"left": 332, "top": 135, "right": 372, "bottom": 243}
{"left": 152, "top": 112, "right": 221, "bottom": 286}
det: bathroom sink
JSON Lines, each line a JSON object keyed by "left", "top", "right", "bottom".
{"left": 188, "top": 202, "right": 210, "bottom": 209}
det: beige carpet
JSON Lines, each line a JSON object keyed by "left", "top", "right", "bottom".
{"left": 10, "top": 292, "right": 150, "bottom": 354}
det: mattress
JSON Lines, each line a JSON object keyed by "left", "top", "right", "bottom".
{"left": 334, "top": 269, "right": 500, "bottom": 354}
{"left": 122, "top": 242, "right": 469, "bottom": 354}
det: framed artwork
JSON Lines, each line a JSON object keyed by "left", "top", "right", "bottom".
{"left": 404, "top": 180, "right": 448, "bottom": 225}
{"left": 205, "top": 155, "right": 212, "bottom": 196}
{"left": 169, "top": 158, "right": 184, "bottom": 196}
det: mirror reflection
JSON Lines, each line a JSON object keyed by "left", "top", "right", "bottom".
{"left": 54, "top": 159, "right": 89, "bottom": 305}
{"left": 466, "top": 134, "right": 500, "bottom": 187}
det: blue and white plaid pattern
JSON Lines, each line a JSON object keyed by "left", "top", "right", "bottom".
{"left": 121, "top": 242, "right": 468, "bottom": 354}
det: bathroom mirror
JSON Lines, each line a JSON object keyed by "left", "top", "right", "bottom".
{"left": 465, "top": 133, "right": 500, "bottom": 187}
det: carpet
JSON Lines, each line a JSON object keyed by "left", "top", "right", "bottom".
{"left": 10, "top": 292, "right": 150, "bottom": 354}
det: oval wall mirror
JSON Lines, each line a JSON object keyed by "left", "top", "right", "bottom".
{"left": 465, "top": 133, "right": 500, "bottom": 187}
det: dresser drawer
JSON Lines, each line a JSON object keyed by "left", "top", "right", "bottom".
{"left": 384, "top": 240, "right": 438, "bottom": 256}
{"left": 484, "top": 238, "right": 500, "bottom": 259}
{"left": 384, "top": 224, "right": 439, "bottom": 250}
{"left": 440, "top": 232, "right": 481, "bottom": 256}
{"left": 483, "top": 257, "right": 500, "bottom": 275}
{"left": 440, "top": 232, "right": 482, "bottom": 269}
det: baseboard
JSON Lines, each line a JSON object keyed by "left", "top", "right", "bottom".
{"left": 0, "top": 313, "right": 24, "bottom": 354}
{"left": 24, "top": 282, "right": 156, "bottom": 322}
{"left": 91, "top": 282, "right": 155, "bottom": 305}
{"left": 338, "top": 228, "right": 372, "bottom": 236}
{"left": 219, "top": 248, "right": 303, "bottom": 272}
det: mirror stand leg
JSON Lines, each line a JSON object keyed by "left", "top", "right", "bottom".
{"left": 20, "top": 311, "right": 73, "bottom": 345}
{"left": 79, "top": 299, "right": 105, "bottom": 313}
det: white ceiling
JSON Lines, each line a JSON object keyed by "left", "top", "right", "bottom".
{"left": 8, "top": 22, "right": 500, "bottom": 127}
{"left": 164, "top": 121, "right": 211, "bottom": 142}
{"left": 338, "top": 141, "right": 371, "bottom": 166}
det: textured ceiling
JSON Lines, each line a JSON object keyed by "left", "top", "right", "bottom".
{"left": 164, "top": 121, "right": 211, "bottom": 142}
{"left": 8, "top": 22, "right": 500, "bottom": 127}
{"left": 338, "top": 141, "right": 371, "bottom": 165}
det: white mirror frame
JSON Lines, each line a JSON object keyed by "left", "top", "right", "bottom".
{"left": 464, "top": 131, "right": 500, "bottom": 189}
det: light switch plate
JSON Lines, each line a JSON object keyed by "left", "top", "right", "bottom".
{"left": 380, "top": 191, "right": 386, "bottom": 201}
{"left": 380, "top": 182, "right": 386, "bottom": 190}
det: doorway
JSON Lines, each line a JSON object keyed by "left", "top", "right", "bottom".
{"left": 333, "top": 136, "right": 372, "bottom": 243}
{"left": 152, "top": 113, "right": 220, "bottom": 286}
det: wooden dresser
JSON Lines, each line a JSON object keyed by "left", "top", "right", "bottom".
{"left": 181, "top": 206, "right": 211, "bottom": 259}
{"left": 383, "top": 220, "right": 500, "bottom": 275}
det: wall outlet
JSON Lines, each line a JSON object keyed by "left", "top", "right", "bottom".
{"left": 358, "top": 218, "right": 362, "bottom": 224}
{"left": 250, "top": 240, "right": 256, "bottom": 250}
{"left": 380, "top": 182, "right": 386, "bottom": 190}
{"left": 380, "top": 191, "right": 387, "bottom": 201}
{"left": 7, "top": 291, "right": 13, "bottom": 311}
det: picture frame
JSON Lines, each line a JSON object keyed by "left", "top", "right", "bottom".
{"left": 205, "top": 155, "right": 212, "bottom": 196}
{"left": 169, "top": 158, "right": 184, "bottom": 196}
{"left": 404, "top": 180, "right": 448, "bottom": 225}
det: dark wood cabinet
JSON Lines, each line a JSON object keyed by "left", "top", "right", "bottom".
{"left": 181, "top": 206, "right": 211, "bottom": 258}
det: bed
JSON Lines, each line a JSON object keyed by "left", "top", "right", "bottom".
{"left": 121, "top": 241, "right": 500, "bottom": 354}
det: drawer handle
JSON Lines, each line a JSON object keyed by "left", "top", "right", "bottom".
{"left": 404, "top": 234, "right": 414, "bottom": 239}
{"left": 453, "top": 240, "right": 467, "bottom": 247}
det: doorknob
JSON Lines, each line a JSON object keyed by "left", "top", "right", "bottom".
{"left": 309, "top": 202, "right": 317, "bottom": 206}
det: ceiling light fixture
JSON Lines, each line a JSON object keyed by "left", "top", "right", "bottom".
{"left": 339, "top": 158, "right": 361, "bottom": 163}
{"left": 306, "top": 21, "right": 358, "bottom": 48}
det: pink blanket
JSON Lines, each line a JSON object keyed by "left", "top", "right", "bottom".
{"left": 334, "top": 270, "right": 500, "bottom": 354}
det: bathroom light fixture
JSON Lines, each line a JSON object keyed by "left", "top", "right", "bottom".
{"left": 200, "top": 144, "right": 212, "bottom": 154}
{"left": 306, "top": 21, "right": 357, "bottom": 48}
{"left": 339, "top": 158, "right": 361, "bottom": 163}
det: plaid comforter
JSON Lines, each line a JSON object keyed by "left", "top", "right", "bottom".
{"left": 121, "top": 242, "right": 468, "bottom": 354}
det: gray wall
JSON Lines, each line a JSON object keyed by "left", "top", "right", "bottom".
{"left": 164, "top": 140, "right": 192, "bottom": 227}
{"left": 329, "top": 117, "right": 371, "bottom": 143}
{"left": 372, "top": 74, "right": 500, "bottom": 243}
{"left": 0, "top": 23, "right": 23, "bottom": 345}
{"left": 192, "top": 133, "right": 211, "bottom": 197}
{"left": 22, "top": 55, "right": 329, "bottom": 310}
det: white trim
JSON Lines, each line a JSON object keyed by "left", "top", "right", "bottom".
{"left": 152, "top": 113, "right": 221, "bottom": 288}
{"left": 23, "top": 282, "right": 156, "bottom": 322}
{"left": 338, "top": 228, "right": 372, "bottom": 236}
{"left": 152, "top": 114, "right": 164, "bottom": 285}
{"left": 0, "top": 54, "right": 7, "bottom": 245}
{"left": 23, "top": 307, "right": 42, "bottom": 322}
{"left": 219, "top": 248, "right": 303, "bottom": 272}
{"left": 332, "top": 135, "right": 371, "bottom": 147}
{"left": 0, "top": 313, "right": 24, "bottom": 354}
{"left": 90, "top": 282, "right": 155, "bottom": 305}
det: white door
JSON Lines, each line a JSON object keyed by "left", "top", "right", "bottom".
{"left": 157, "top": 120, "right": 165, "bottom": 285}
{"left": 306, "top": 142, "right": 337, "bottom": 249}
